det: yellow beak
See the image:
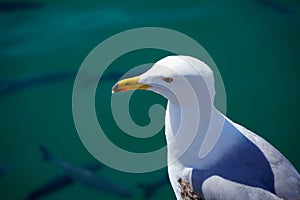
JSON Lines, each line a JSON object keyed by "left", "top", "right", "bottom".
{"left": 112, "top": 76, "right": 150, "bottom": 93}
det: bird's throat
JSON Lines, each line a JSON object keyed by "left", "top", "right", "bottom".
{"left": 165, "top": 100, "right": 228, "bottom": 169}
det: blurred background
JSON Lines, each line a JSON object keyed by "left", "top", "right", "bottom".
{"left": 0, "top": 0, "right": 300, "bottom": 199}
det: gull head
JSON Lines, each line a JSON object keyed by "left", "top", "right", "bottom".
{"left": 112, "top": 55, "right": 215, "bottom": 104}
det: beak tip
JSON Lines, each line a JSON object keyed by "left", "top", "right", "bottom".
{"left": 112, "top": 83, "right": 119, "bottom": 93}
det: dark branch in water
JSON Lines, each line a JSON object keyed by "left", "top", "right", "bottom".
{"left": 25, "top": 176, "right": 73, "bottom": 200}
{"left": 0, "top": 71, "right": 76, "bottom": 96}
{"left": 0, "top": 70, "right": 125, "bottom": 97}
{"left": 256, "top": 0, "right": 292, "bottom": 14}
{"left": 26, "top": 145, "right": 132, "bottom": 199}
{"left": 137, "top": 173, "right": 170, "bottom": 199}
{"left": 0, "top": 165, "right": 5, "bottom": 177}
{"left": 0, "top": 1, "right": 43, "bottom": 12}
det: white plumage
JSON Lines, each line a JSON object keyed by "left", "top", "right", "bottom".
{"left": 113, "top": 56, "right": 300, "bottom": 200}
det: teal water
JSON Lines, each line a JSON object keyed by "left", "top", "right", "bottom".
{"left": 0, "top": 0, "right": 300, "bottom": 199}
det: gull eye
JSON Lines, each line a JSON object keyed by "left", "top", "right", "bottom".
{"left": 162, "top": 77, "right": 173, "bottom": 83}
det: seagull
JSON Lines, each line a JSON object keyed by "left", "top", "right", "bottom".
{"left": 112, "top": 56, "right": 300, "bottom": 200}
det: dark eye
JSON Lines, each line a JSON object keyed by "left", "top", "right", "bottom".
{"left": 162, "top": 77, "right": 173, "bottom": 83}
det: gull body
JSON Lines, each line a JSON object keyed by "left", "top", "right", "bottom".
{"left": 112, "top": 56, "right": 300, "bottom": 200}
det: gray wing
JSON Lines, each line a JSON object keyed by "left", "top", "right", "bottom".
{"left": 234, "top": 123, "right": 300, "bottom": 199}
{"left": 201, "top": 175, "right": 281, "bottom": 200}
{"left": 190, "top": 121, "right": 300, "bottom": 200}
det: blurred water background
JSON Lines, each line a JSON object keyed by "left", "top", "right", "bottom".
{"left": 0, "top": 0, "right": 300, "bottom": 199}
